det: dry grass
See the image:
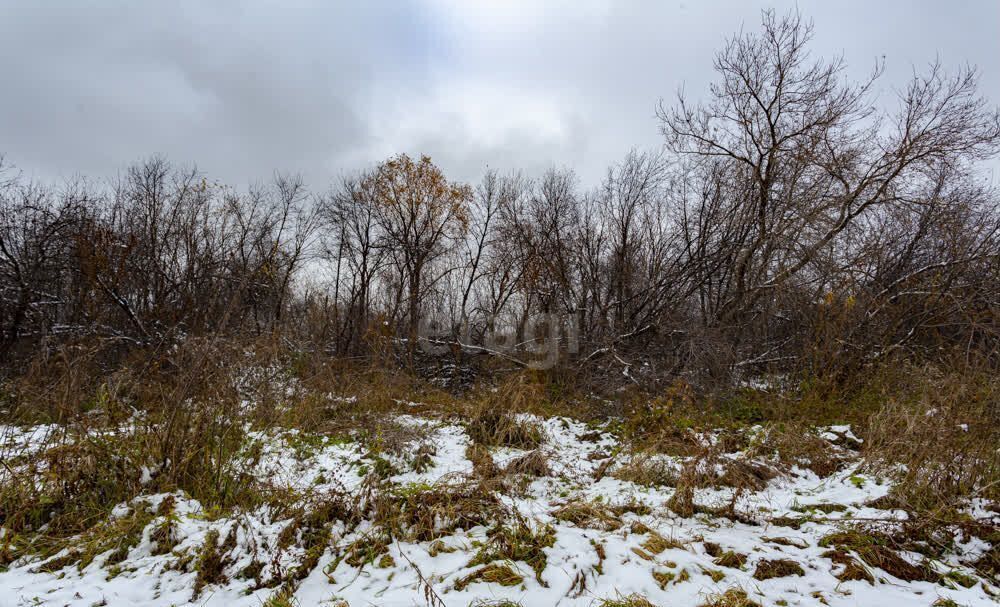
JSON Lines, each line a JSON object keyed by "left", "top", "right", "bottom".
{"left": 453, "top": 562, "right": 524, "bottom": 591}
{"left": 0, "top": 339, "right": 370, "bottom": 578}
{"left": 192, "top": 529, "right": 230, "bottom": 598}
{"left": 819, "top": 528, "right": 935, "bottom": 583}
{"left": 468, "top": 518, "right": 556, "bottom": 585}
{"left": 374, "top": 480, "right": 507, "bottom": 542}
{"left": 463, "top": 376, "right": 548, "bottom": 448}
{"left": 466, "top": 443, "right": 502, "bottom": 479}
{"left": 466, "top": 403, "right": 544, "bottom": 450}
{"left": 610, "top": 452, "right": 679, "bottom": 488}
{"left": 3, "top": 339, "right": 997, "bottom": 602}
{"left": 821, "top": 546, "right": 875, "bottom": 583}
{"left": 667, "top": 483, "right": 695, "bottom": 518}
{"left": 698, "top": 588, "right": 761, "bottom": 607}
{"left": 333, "top": 530, "right": 391, "bottom": 572}
{"left": 768, "top": 515, "right": 807, "bottom": 530}
{"left": 503, "top": 449, "right": 551, "bottom": 477}
{"left": 639, "top": 531, "right": 686, "bottom": 555}
{"left": 619, "top": 383, "right": 707, "bottom": 456}
{"left": 551, "top": 499, "right": 623, "bottom": 531}
{"left": 665, "top": 447, "right": 776, "bottom": 522}
{"left": 749, "top": 424, "right": 848, "bottom": 477}
{"left": 752, "top": 558, "right": 805, "bottom": 580}
{"left": 713, "top": 551, "right": 748, "bottom": 569}
{"left": 863, "top": 368, "right": 1000, "bottom": 513}
{"left": 610, "top": 500, "right": 652, "bottom": 517}
{"left": 761, "top": 536, "right": 808, "bottom": 549}
{"left": 0, "top": 406, "right": 270, "bottom": 566}
{"left": 597, "top": 594, "right": 659, "bottom": 607}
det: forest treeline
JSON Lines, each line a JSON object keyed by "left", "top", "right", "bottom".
{"left": 2, "top": 12, "right": 999, "bottom": 392}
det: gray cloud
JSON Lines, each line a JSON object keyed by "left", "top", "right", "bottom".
{"left": 2, "top": 0, "right": 998, "bottom": 188}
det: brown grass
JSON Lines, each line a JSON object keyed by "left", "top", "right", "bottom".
{"left": 863, "top": 367, "right": 1000, "bottom": 512}
{"left": 750, "top": 424, "right": 848, "bottom": 477}
{"left": 752, "top": 558, "right": 805, "bottom": 580}
{"left": 551, "top": 499, "right": 623, "bottom": 531}
{"left": 466, "top": 443, "right": 502, "bottom": 479}
{"left": 640, "top": 531, "right": 686, "bottom": 554}
{"left": 374, "top": 480, "right": 507, "bottom": 542}
{"left": 713, "top": 551, "right": 748, "bottom": 569}
{"left": 468, "top": 518, "right": 555, "bottom": 585}
{"left": 503, "top": 449, "right": 551, "bottom": 477}
{"left": 698, "top": 588, "right": 761, "bottom": 607}
{"left": 597, "top": 594, "right": 659, "bottom": 607}
{"left": 819, "top": 528, "right": 934, "bottom": 583}
{"left": 453, "top": 562, "right": 523, "bottom": 591}
{"left": 466, "top": 404, "right": 544, "bottom": 450}
{"left": 611, "top": 452, "right": 679, "bottom": 488}
{"left": 3, "top": 338, "right": 996, "bottom": 602}
{"left": 821, "top": 547, "right": 874, "bottom": 583}
{"left": 192, "top": 529, "right": 229, "bottom": 598}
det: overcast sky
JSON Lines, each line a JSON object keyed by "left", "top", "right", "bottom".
{"left": 2, "top": 1, "right": 998, "bottom": 188}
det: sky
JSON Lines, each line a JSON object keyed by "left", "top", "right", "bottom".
{"left": 1, "top": 0, "right": 998, "bottom": 189}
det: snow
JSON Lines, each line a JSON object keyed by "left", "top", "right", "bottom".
{"left": 0, "top": 414, "right": 995, "bottom": 607}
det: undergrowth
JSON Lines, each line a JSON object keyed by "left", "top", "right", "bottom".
{"left": 1, "top": 339, "right": 998, "bottom": 602}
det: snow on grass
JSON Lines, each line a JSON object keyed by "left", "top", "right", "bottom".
{"left": 0, "top": 414, "right": 995, "bottom": 607}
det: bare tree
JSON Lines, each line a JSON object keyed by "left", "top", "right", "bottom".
{"left": 657, "top": 9, "right": 1000, "bottom": 379}
{"left": 366, "top": 154, "right": 472, "bottom": 360}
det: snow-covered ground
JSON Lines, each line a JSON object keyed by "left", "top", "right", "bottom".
{"left": 0, "top": 415, "right": 995, "bottom": 607}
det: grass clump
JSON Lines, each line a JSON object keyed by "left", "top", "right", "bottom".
{"left": 666, "top": 483, "right": 695, "bottom": 518}
{"left": 150, "top": 495, "right": 181, "bottom": 556}
{"left": 467, "top": 378, "right": 545, "bottom": 449}
{"left": 262, "top": 587, "right": 298, "bottom": 607}
{"left": 503, "top": 449, "right": 551, "bottom": 477}
{"left": 942, "top": 569, "right": 978, "bottom": 589}
{"left": 88, "top": 504, "right": 156, "bottom": 569}
{"left": 610, "top": 499, "right": 652, "bottom": 517}
{"left": 611, "top": 452, "right": 678, "bottom": 488}
{"left": 701, "top": 566, "right": 726, "bottom": 582}
{"left": 749, "top": 424, "right": 847, "bottom": 477}
{"left": 375, "top": 480, "right": 506, "bottom": 541}
{"left": 821, "top": 547, "right": 874, "bottom": 583}
{"left": 762, "top": 536, "right": 808, "bottom": 549}
{"left": 469, "top": 519, "right": 555, "bottom": 586}
{"left": 551, "top": 499, "right": 622, "bottom": 531}
{"left": 597, "top": 594, "right": 658, "bottom": 607}
{"left": 713, "top": 550, "right": 748, "bottom": 569}
{"left": 31, "top": 549, "right": 84, "bottom": 573}
{"left": 640, "top": 531, "right": 685, "bottom": 555}
{"left": 819, "top": 528, "right": 933, "bottom": 582}
{"left": 792, "top": 502, "right": 847, "bottom": 514}
{"left": 466, "top": 405, "right": 543, "bottom": 449}
{"left": 862, "top": 368, "right": 1000, "bottom": 513}
{"left": 334, "top": 531, "right": 391, "bottom": 571}
{"left": 454, "top": 562, "right": 523, "bottom": 591}
{"left": 30, "top": 500, "right": 158, "bottom": 573}
{"left": 652, "top": 569, "right": 675, "bottom": 588}
{"left": 698, "top": 588, "right": 761, "bottom": 607}
{"left": 428, "top": 539, "right": 458, "bottom": 557}
{"left": 769, "top": 516, "right": 807, "bottom": 530}
{"left": 752, "top": 558, "right": 805, "bottom": 580}
{"left": 279, "top": 492, "right": 353, "bottom": 545}
{"left": 2, "top": 435, "right": 143, "bottom": 544}
{"left": 466, "top": 443, "right": 502, "bottom": 479}
{"left": 410, "top": 443, "right": 436, "bottom": 472}
{"left": 193, "top": 529, "right": 230, "bottom": 598}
